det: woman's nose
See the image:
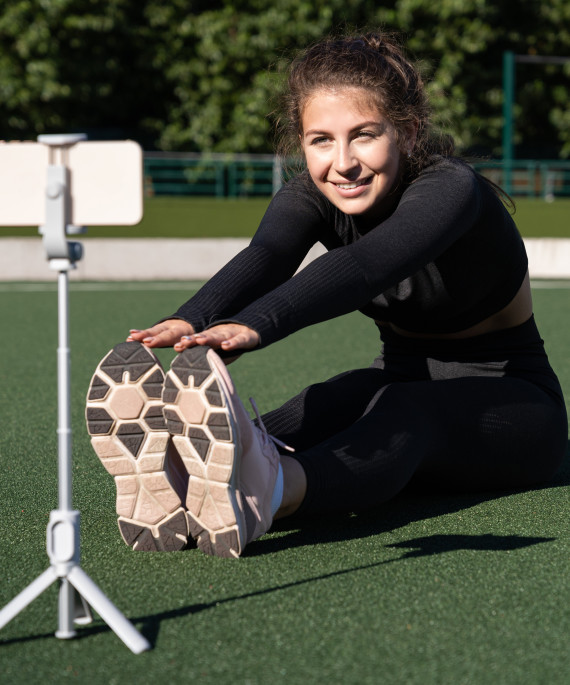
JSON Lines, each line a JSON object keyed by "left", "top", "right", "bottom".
{"left": 334, "top": 142, "right": 358, "bottom": 174}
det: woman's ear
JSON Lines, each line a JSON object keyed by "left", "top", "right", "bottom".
{"left": 403, "top": 120, "right": 419, "bottom": 155}
{"left": 299, "top": 132, "right": 307, "bottom": 158}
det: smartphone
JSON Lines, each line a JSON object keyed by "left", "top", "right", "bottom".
{"left": 0, "top": 139, "right": 143, "bottom": 227}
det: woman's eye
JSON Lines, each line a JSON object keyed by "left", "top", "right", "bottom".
{"left": 310, "top": 136, "right": 329, "bottom": 145}
{"left": 356, "top": 131, "right": 375, "bottom": 140}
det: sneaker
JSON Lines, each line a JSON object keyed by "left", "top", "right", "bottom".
{"left": 85, "top": 342, "right": 189, "bottom": 551}
{"left": 163, "top": 346, "right": 283, "bottom": 558}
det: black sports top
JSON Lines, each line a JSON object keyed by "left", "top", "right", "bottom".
{"left": 170, "top": 156, "right": 528, "bottom": 348}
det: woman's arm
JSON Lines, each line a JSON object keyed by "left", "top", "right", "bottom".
{"left": 212, "top": 161, "right": 483, "bottom": 348}
{"left": 129, "top": 175, "right": 326, "bottom": 346}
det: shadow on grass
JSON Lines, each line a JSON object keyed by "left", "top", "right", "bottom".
{"left": 0, "top": 532, "right": 554, "bottom": 650}
{"left": 385, "top": 533, "right": 555, "bottom": 558}
{"left": 1, "top": 447, "right": 566, "bottom": 650}
{"left": 250, "top": 440, "right": 570, "bottom": 557}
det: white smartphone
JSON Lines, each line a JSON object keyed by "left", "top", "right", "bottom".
{"left": 0, "top": 139, "right": 143, "bottom": 227}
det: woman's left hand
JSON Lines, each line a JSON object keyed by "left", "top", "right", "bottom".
{"left": 173, "top": 323, "right": 260, "bottom": 354}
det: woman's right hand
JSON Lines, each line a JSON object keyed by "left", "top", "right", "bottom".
{"left": 127, "top": 319, "right": 195, "bottom": 348}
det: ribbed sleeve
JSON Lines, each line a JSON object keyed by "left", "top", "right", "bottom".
{"left": 171, "top": 244, "right": 298, "bottom": 331}
{"left": 214, "top": 248, "right": 372, "bottom": 347}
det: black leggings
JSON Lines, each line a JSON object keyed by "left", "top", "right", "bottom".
{"left": 260, "top": 317, "right": 568, "bottom": 514}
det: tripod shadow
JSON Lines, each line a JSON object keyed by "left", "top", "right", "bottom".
{"left": 1, "top": 445, "right": 566, "bottom": 650}
{"left": 0, "top": 531, "right": 554, "bottom": 649}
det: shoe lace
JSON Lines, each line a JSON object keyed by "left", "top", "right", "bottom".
{"left": 249, "top": 397, "right": 295, "bottom": 453}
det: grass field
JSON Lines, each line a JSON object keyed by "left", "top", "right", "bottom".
{"left": 0, "top": 281, "right": 568, "bottom": 684}
{"left": 4, "top": 195, "right": 570, "bottom": 238}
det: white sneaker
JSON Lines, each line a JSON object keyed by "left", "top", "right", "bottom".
{"left": 86, "top": 342, "right": 189, "bottom": 551}
{"left": 163, "top": 346, "right": 283, "bottom": 558}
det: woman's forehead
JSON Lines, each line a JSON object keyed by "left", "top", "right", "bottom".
{"left": 301, "top": 88, "right": 386, "bottom": 122}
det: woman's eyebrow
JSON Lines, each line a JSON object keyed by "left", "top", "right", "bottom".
{"left": 304, "top": 120, "right": 384, "bottom": 136}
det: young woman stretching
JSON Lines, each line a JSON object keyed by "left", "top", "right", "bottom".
{"left": 86, "top": 32, "right": 567, "bottom": 558}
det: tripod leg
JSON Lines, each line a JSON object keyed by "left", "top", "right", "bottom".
{"left": 56, "top": 578, "right": 77, "bottom": 639}
{"left": 0, "top": 567, "right": 58, "bottom": 631}
{"left": 55, "top": 577, "right": 92, "bottom": 637}
{"left": 73, "top": 589, "right": 93, "bottom": 626}
{"left": 67, "top": 566, "right": 151, "bottom": 654}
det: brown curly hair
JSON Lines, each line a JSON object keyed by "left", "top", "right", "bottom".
{"left": 276, "top": 31, "right": 453, "bottom": 175}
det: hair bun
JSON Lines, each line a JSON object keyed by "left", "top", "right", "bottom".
{"left": 361, "top": 32, "right": 401, "bottom": 57}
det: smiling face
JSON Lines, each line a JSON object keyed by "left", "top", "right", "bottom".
{"left": 301, "top": 88, "right": 414, "bottom": 219}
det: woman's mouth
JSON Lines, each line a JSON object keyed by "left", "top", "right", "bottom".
{"left": 334, "top": 178, "right": 372, "bottom": 189}
{"left": 330, "top": 177, "right": 373, "bottom": 196}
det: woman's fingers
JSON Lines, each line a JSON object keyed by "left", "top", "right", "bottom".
{"left": 173, "top": 324, "right": 260, "bottom": 352}
{"left": 127, "top": 320, "right": 259, "bottom": 353}
{"left": 127, "top": 319, "right": 195, "bottom": 348}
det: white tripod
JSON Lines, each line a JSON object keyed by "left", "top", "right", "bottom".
{"left": 0, "top": 134, "right": 150, "bottom": 654}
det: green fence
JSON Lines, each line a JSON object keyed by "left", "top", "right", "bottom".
{"left": 473, "top": 160, "right": 570, "bottom": 200}
{"left": 144, "top": 153, "right": 570, "bottom": 199}
{"left": 144, "top": 153, "right": 281, "bottom": 197}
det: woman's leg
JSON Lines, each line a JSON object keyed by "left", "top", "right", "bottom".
{"left": 281, "top": 376, "right": 567, "bottom": 516}
{"left": 276, "top": 455, "right": 308, "bottom": 518}
{"left": 260, "top": 366, "right": 398, "bottom": 450}
{"left": 260, "top": 366, "right": 397, "bottom": 518}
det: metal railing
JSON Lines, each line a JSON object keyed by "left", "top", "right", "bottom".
{"left": 144, "top": 153, "right": 570, "bottom": 199}
{"left": 472, "top": 160, "right": 570, "bottom": 200}
{"left": 144, "top": 152, "right": 282, "bottom": 198}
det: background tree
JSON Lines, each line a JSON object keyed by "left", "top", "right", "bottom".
{"left": 375, "top": 0, "right": 570, "bottom": 159}
{"left": 0, "top": 0, "right": 171, "bottom": 146}
{"left": 147, "top": 0, "right": 379, "bottom": 152}
{"left": 0, "top": 0, "right": 568, "bottom": 158}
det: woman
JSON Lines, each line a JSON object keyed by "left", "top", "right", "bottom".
{"left": 86, "top": 32, "right": 567, "bottom": 558}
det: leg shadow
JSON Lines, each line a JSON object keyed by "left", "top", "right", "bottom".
{"left": 250, "top": 440, "right": 569, "bottom": 557}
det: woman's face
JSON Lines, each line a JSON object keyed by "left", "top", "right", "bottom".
{"left": 301, "top": 88, "right": 412, "bottom": 219}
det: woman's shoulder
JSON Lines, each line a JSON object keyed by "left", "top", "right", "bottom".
{"left": 417, "top": 156, "right": 512, "bottom": 211}
{"left": 405, "top": 155, "right": 483, "bottom": 203}
{"left": 415, "top": 155, "right": 478, "bottom": 184}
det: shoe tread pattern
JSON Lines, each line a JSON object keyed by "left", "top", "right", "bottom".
{"left": 86, "top": 342, "right": 189, "bottom": 551}
{"left": 164, "top": 347, "right": 243, "bottom": 558}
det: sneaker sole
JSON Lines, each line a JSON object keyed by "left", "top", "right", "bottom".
{"left": 163, "top": 346, "right": 245, "bottom": 559}
{"left": 85, "top": 342, "right": 189, "bottom": 551}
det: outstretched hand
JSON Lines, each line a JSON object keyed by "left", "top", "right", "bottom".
{"left": 127, "top": 319, "right": 195, "bottom": 348}
{"left": 173, "top": 323, "right": 260, "bottom": 354}
{"left": 127, "top": 320, "right": 260, "bottom": 360}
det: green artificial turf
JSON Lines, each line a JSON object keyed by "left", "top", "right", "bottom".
{"left": 2, "top": 195, "right": 570, "bottom": 238}
{"left": 0, "top": 282, "right": 568, "bottom": 684}
{"left": 512, "top": 198, "right": 570, "bottom": 238}
{"left": 1, "top": 197, "right": 271, "bottom": 239}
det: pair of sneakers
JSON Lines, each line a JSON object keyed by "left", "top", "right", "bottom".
{"left": 85, "top": 342, "right": 283, "bottom": 558}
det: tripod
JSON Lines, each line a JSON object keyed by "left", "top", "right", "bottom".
{"left": 0, "top": 134, "right": 150, "bottom": 654}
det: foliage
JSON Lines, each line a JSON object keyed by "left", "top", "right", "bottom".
{"left": 144, "top": 0, "right": 378, "bottom": 152}
{"left": 0, "top": 0, "right": 568, "bottom": 157}
{"left": 374, "top": 0, "right": 570, "bottom": 158}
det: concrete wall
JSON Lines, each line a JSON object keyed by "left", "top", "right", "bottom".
{"left": 0, "top": 237, "right": 569, "bottom": 281}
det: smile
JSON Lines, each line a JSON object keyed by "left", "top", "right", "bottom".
{"left": 334, "top": 178, "right": 372, "bottom": 190}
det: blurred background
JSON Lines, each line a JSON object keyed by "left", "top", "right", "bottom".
{"left": 1, "top": 0, "right": 569, "bottom": 199}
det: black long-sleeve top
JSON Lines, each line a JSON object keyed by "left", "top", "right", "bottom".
{"left": 170, "top": 156, "right": 528, "bottom": 348}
